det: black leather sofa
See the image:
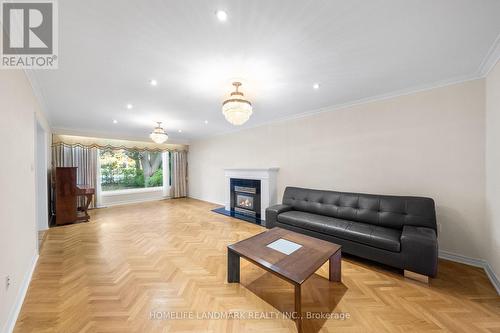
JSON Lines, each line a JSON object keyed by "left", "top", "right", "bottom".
{"left": 266, "top": 187, "right": 438, "bottom": 277}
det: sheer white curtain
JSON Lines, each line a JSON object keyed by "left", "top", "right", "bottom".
{"left": 170, "top": 151, "right": 187, "bottom": 198}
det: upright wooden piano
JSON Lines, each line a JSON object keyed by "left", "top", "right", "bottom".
{"left": 55, "top": 167, "right": 95, "bottom": 225}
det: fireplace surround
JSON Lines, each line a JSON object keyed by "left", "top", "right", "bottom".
{"left": 212, "top": 168, "right": 279, "bottom": 225}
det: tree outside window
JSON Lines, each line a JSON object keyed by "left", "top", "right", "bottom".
{"left": 100, "top": 150, "right": 163, "bottom": 191}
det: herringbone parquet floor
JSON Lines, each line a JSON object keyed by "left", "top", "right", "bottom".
{"left": 15, "top": 198, "right": 500, "bottom": 332}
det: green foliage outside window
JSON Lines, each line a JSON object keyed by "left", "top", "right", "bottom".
{"left": 100, "top": 150, "right": 163, "bottom": 191}
{"left": 147, "top": 169, "right": 163, "bottom": 187}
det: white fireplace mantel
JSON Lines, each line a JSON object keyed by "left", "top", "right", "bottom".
{"left": 224, "top": 168, "right": 279, "bottom": 221}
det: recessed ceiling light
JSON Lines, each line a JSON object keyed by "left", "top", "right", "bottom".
{"left": 126, "top": 104, "right": 133, "bottom": 109}
{"left": 178, "top": 129, "right": 182, "bottom": 133}
{"left": 150, "top": 79, "right": 158, "bottom": 86}
{"left": 204, "top": 120, "right": 209, "bottom": 124}
{"left": 313, "top": 83, "right": 320, "bottom": 90}
{"left": 216, "top": 10, "right": 228, "bottom": 22}
{"left": 113, "top": 119, "right": 118, "bottom": 124}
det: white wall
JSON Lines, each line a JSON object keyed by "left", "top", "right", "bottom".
{"left": 0, "top": 70, "right": 50, "bottom": 332}
{"left": 486, "top": 59, "right": 500, "bottom": 283}
{"left": 189, "top": 79, "right": 486, "bottom": 261}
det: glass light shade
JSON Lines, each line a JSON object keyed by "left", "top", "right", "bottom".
{"left": 222, "top": 82, "right": 253, "bottom": 126}
{"left": 150, "top": 124, "right": 168, "bottom": 143}
{"left": 222, "top": 99, "right": 253, "bottom": 126}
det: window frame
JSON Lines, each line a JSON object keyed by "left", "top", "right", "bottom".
{"left": 98, "top": 150, "right": 170, "bottom": 196}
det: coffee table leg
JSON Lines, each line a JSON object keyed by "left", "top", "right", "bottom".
{"left": 329, "top": 250, "right": 341, "bottom": 282}
{"left": 227, "top": 248, "right": 240, "bottom": 283}
{"left": 295, "top": 284, "right": 302, "bottom": 333}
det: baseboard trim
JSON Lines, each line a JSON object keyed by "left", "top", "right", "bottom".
{"left": 3, "top": 252, "right": 39, "bottom": 333}
{"left": 439, "top": 250, "right": 500, "bottom": 294}
{"left": 187, "top": 195, "right": 225, "bottom": 207}
{"left": 439, "top": 250, "right": 484, "bottom": 268}
{"left": 484, "top": 262, "right": 500, "bottom": 295}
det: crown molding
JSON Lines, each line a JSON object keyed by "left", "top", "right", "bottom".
{"left": 196, "top": 73, "right": 482, "bottom": 143}
{"left": 478, "top": 32, "right": 500, "bottom": 77}
{"left": 23, "top": 70, "right": 45, "bottom": 110}
{"left": 21, "top": 31, "right": 500, "bottom": 146}
{"left": 23, "top": 69, "right": 51, "bottom": 126}
{"left": 188, "top": 31, "right": 500, "bottom": 143}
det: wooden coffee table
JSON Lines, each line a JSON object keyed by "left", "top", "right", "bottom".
{"left": 227, "top": 227, "right": 341, "bottom": 332}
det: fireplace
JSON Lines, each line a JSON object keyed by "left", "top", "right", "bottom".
{"left": 212, "top": 168, "right": 279, "bottom": 226}
{"left": 230, "top": 178, "right": 261, "bottom": 219}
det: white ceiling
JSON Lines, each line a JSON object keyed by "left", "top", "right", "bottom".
{"left": 32, "top": 0, "right": 500, "bottom": 143}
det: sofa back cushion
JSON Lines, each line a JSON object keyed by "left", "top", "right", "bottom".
{"left": 282, "top": 187, "right": 436, "bottom": 231}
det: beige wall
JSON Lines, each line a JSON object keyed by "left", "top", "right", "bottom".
{"left": 0, "top": 70, "right": 50, "bottom": 331}
{"left": 189, "top": 79, "right": 486, "bottom": 261}
{"left": 486, "top": 59, "right": 500, "bottom": 282}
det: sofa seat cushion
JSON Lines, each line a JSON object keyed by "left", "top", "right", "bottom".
{"left": 277, "top": 211, "right": 401, "bottom": 252}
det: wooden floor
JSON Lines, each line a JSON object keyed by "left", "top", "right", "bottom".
{"left": 15, "top": 198, "right": 500, "bottom": 332}
{"left": 37, "top": 230, "right": 47, "bottom": 253}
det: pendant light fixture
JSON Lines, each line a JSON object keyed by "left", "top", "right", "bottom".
{"left": 150, "top": 122, "right": 168, "bottom": 144}
{"left": 222, "top": 82, "right": 253, "bottom": 126}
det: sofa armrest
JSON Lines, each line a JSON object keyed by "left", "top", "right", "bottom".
{"left": 265, "top": 204, "right": 292, "bottom": 229}
{"left": 401, "top": 225, "right": 438, "bottom": 277}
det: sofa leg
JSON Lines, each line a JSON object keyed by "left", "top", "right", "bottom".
{"left": 404, "top": 270, "right": 429, "bottom": 284}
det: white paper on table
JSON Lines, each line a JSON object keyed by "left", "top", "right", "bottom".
{"left": 266, "top": 238, "right": 302, "bottom": 255}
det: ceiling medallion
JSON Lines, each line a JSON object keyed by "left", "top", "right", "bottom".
{"left": 222, "top": 82, "right": 253, "bottom": 126}
{"left": 150, "top": 122, "right": 168, "bottom": 144}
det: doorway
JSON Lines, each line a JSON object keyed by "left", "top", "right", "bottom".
{"left": 35, "top": 118, "right": 49, "bottom": 252}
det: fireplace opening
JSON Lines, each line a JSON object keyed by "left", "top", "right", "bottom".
{"left": 230, "top": 178, "right": 261, "bottom": 219}
{"left": 236, "top": 194, "right": 254, "bottom": 209}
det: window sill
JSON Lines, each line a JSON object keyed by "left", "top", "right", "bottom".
{"left": 101, "top": 186, "right": 164, "bottom": 197}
